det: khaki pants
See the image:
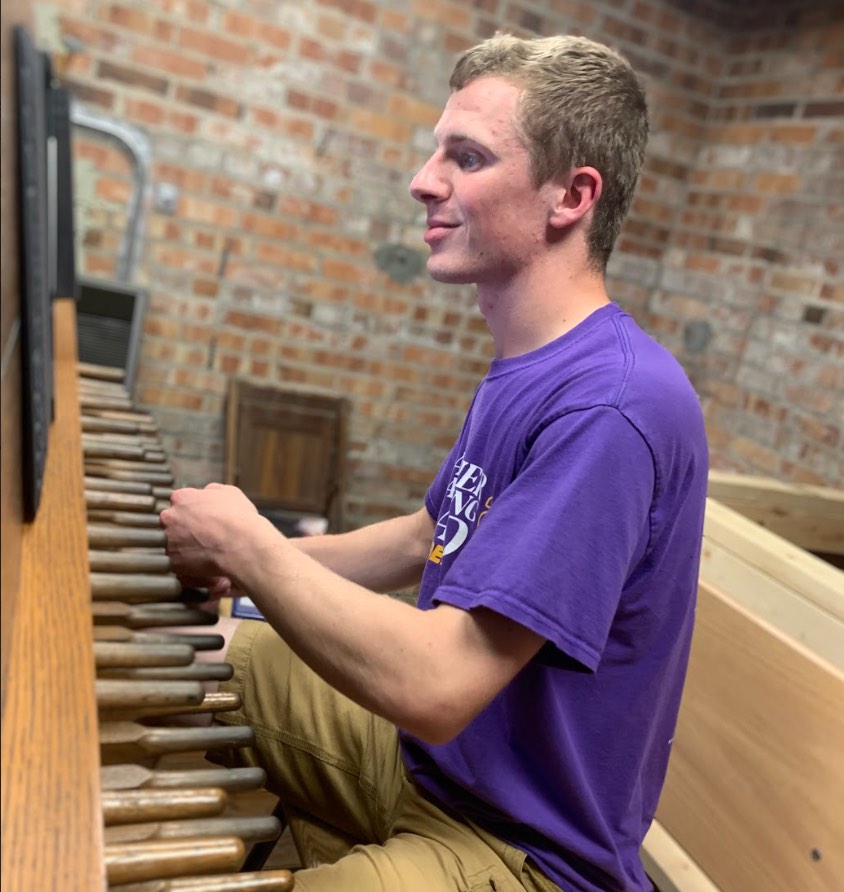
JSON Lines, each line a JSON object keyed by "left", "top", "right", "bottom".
{"left": 216, "top": 620, "right": 561, "bottom": 892}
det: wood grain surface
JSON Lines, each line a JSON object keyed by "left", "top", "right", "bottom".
{"left": 1, "top": 300, "right": 106, "bottom": 889}
{"left": 656, "top": 580, "right": 844, "bottom": 892}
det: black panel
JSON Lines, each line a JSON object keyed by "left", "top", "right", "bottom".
{"left": 15, "top": 26, "right": 52, "bottom": 521}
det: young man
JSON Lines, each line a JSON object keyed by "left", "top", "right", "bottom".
{"left": 161, "top": 34, "right": 708, "bottom": 892}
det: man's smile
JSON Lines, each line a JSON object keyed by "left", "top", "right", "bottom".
{"left": 424, "top": 218, "right": 459, "bottom": 244}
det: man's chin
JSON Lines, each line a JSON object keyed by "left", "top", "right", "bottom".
{"left": 426, "top": 260, "right": 475, "bottom": 285}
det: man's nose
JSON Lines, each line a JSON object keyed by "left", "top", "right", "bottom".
{"left": 409, "top": 152, "right": 448, "bottom": 203}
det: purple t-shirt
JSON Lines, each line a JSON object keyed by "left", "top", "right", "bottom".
{"left": 400, "top": 303, "right": 708, "bottom": 892}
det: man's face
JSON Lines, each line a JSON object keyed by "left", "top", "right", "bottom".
{"left": 409, "top": 76, "right": 558, "bottom": 287}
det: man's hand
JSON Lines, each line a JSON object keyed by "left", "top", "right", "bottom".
{"left": 160, "top": 483, "right": 267, "bottom": 590}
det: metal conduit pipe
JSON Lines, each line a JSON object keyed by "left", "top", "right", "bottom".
{"left": 70, "top": 104, "right": 151, "bottom": 283}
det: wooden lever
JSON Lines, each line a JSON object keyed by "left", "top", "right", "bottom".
{"left": 94, "top": 641, "right": 195, "bottom": 669}
{"left": 132, "top": 632, "right": 226, "bottom": 651}
{"left": 85, "top": 489, "right": 157, "bottom": 512}
{"left": 103, "top": 836, "right": 245, "bottom": 884}
{"left": 89, "top": 550, "right": 172, "bottom": 574}
{"left": 78, "top": 361, "right": 125, "bottom": 382}
{"left": 92, "top": 602, "right": 219, "bottom": 628}
{"left": 101, "top": 764, "right": 266, "bottom": 793}
{"left": 98, "top": 663, "right": 233, "bottom": 683}
{"left": 86, "top": 464, "right": 173, "bottom": 484}
{"left": 105, "top": 868, "right": 295, "bottom": 891}
{"left": 88, "top": 524, "right": 166, "bottom": 548}
{"left": 90, "top": 574, "right": 183, "bottom": 601}
{"left": 100, "top": 721, "right": 254, "bottom": 763}
{"left": 96, "top": 680, "right": 205, "bottom": 711}
{"left": 101, "top": 691, "right": 242, "bottom": 722}
{"left": 85, "top": 456, "right": 169, "bottom": 472}
{"left": 104, "top": 814, "right": 281, "bottom": 844}
{"left": 101, "top": 787, "right": 227, "bottom": 825}
{"left": 87, "top": 510, "right": 163, "bottom": 528}
{"left": 79, "top": 394, "right": 135, "bottom": 412}
{"left": 93, "top": 628, "right": 225, "bottom": 651}
{"left": 85, "top": 476, "right": 154, "bottom": 494}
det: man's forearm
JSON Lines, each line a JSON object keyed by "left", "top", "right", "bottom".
{"left": 292, "top": 507, "right": 433, "bottom": 594}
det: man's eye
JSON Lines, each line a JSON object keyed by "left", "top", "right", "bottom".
{"left": 457, "top": 152, "right": 482, "bottom": 171}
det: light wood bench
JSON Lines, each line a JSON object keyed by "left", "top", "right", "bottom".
{"left": 641, "top": 477, "right": 844, "bottom": 892}
{"left": 700, "top": 497, "right": 843, "bottom": 669}
{"left": 707, "top": 470, "right": 844, "bottom": 561}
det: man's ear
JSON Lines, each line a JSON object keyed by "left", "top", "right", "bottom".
{"left": 548, "top": 167, "right": 602, "bottom": 230}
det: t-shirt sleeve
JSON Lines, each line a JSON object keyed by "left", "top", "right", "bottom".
{"left": 431, "top": 406, "right": 655, "bottom": 670}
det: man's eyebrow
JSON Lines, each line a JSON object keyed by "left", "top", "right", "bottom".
{"left": 432, "top": 131, "right": 481, "bottom": 148}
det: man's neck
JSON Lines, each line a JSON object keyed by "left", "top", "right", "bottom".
{"left": 478, "top": 262, "right": 611, "bottom": 360}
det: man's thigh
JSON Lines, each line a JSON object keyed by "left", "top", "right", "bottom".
{"left": 290, "top": 773, "right": 539, "bottom": 892}
{"left": 289, "top": 778, "right": 560, "bottom": 892}
{"left": 215, "top": 619, "right": 405, "bottom": 843}
{"left": 291, "top": 840, "right": 510, "bottom": 892}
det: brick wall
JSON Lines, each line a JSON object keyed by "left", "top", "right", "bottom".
{"left": 33, "top": 0, "right": 843, "bottom": 528}
{"left": 640, "top": 2, "right": 844, "bottom": 484}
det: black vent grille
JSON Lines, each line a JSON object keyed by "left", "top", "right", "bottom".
{"left": 77, "top": 312, "right": 133, "bottom": 369}
{"left": 74, "top": 277, "right": 146, "bottom": 389}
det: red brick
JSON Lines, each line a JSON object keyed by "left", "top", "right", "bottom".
{"left": 731, "top": 436, "right": 783, "bottom": 475}
{"left": 175, "top": 86, "right": 241, "bottom": 118}
{"left": 754, "top": 172, "right": 802, "bottom": 194}
{"left": 152, "top": 163, "right": 207, "bottom": 192}
{"left": 132, "top": 44, "right": 206, "bottom": 80}
{"left": 105, "top": 4, "right": 174, "bottom": 41}
{"left": 143, "top": 316, "right": 181, "bottom": 339}
{"left": 221, "top": 10, "right": 292, "bottom": 50}
{"left": 154, "top": 0, "right": 210, "bottom": 23}
{"left": 322, "top": 258, "right": 377, "bottom": 285}
{"left": 691, "top": 169, "right": 746, "bottom": 190}
{"left": 178, "top": 26, "right": 250, "bottom": 65}
{"left": 95, "top": 177, "right": 134, "bottom": 204}
{"left": 768, "top": 270, "right": 819, "bottom": 297}
{"left": 123, "top": 97, "right": 164, "bottom": 126}
{"left": 316, "top": 0, "right": 378, "bottom": 24}
{"left": 707, "top": 123, "right": 768, "bottom": 145}
{"left": 223, "top": 311, "right": 281, "bottom": 336}
{"left": 178, "top": 196, "right": 240, "bottom": 229}
{"left": 255, "top": 242, "right": 318, "bottom": 272}
{"left": 685, "top": 254, "right": 722, "bottom": 273}
{"left": 218, "top": 355, "right": 242, "bottom": 375}
{"left": 307, "top": 230, "right": 369, "bottom": 257}
{"left": 769, "top": 123, "right": 817, "bottom": 144}
{"left": 387, "top": 94, "right": 442, "bottom": 127}
{"left": 252, "top": 107, "right": 315, "bottom": 140}
{"left": 216, "top": 331, "right": 247, "bottom": 351}
{"left": 65, "top": 80, "right": 116, "bottom": 110}
{"left": 278, "top": 197, "right": 339, "bottom": 226}
{"left": 97, "top": 60, "right": 168, "bottom": 94}
{"left": 59, "top": 17, "right": 121, "bottom": 54}
{"left": 348, "top": 107, "right": 414, "bottom": 142}
{"left": 241, "top": 212, "right": 299, "bottom": 241}
{"left": 84, "top": 255, "right": 119, "bottom": 278}
{"left": 150, "top": 244, "right": 218, "bottom": 276}
{"left": 726, "top": 194, "right": 765, "bottom": 213}
{"left": 192, "top": 278, "right": 219, "bottom": 298}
